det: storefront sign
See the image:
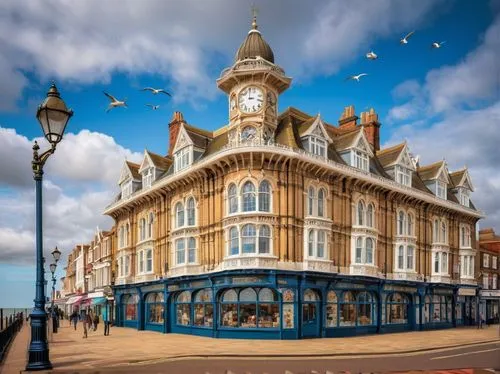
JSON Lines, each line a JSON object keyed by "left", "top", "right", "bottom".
{"left": 141, "top": 285, "right": 164, "bottom": 293}
{"left": 168, "top": 285, "right": 179, "bottom": 292}
{"left": 277, "top": 279, "right": 288, "bottom": 286}
{"left": 383, "top": 285, "right": 417, "bottom": 294}
{"left": 335, "top": 282, "right": 365, "bottom": 289}
{"left": 434, "top": 289, "right": 454, "bottom": 295}
{"left": 190, "top": 280, "right": 210, "bottom": 289}
{"left": 231, "top": 276, "right": 267, "bottom": 285}
{"left": 480, "top": 290, "right": 500, "bottom": 298}
{"left": 458, "top": 288, "right": 476, "bottom": 296}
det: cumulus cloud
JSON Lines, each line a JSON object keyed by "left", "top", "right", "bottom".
{"left": 0, "top": 0, "right": 445, "bottom": 110}
{"left": 0, "top": 127, "right": 141, "bottom": 264}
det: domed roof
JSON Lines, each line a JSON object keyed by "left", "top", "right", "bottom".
{"left": 235, "top": 17, "right": 274, "bottom": 63}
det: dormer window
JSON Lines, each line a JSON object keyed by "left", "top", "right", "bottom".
{"left": 174, "top": 147, "right": 191, "bottom": 172}
{"left": 305, "top": 136, "right": 326, "bottom": 157}
{"left": 395, "top": 166, "right": 411, "bottom": 186}
{"left": 436, "top": 181, "right": 447, "bottom": 199}
{"left": 121, "top": 181, "right": 132, "bottom": 199}
{"left": 142, "top": 167, "right": 154, "bottom": 188}
{"left": 458, "top": 188, "right": 470, "bottom": 207}
{"left": 353, "top": 150, "right": 369, "bottom": 171}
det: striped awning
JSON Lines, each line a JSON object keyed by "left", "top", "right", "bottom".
{"left": 91, "top": 297, "right": 108, "bottom": 306}
{"left": 66, "top": 296, "right": 83, "bottom": 305}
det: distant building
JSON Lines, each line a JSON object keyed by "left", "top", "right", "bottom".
{"left": 102, "top": 16, "right": 483, "bottom": 339}
{"left": 478, "top": 228, "right": 500, "bottom": 324}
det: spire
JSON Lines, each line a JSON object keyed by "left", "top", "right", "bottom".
{"left": 251, "top": 4, "right": 259, "bottom": 32}
{"left": 235, "top": 6, "right": 274, "bottom": 63}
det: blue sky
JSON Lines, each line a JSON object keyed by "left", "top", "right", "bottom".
{"left": 0, "top": 0, "right": 499, "bottom": 307}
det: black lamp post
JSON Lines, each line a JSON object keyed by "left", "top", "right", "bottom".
{"left": 26, "top": 84, "right": 73, "bottom": 371}
{"left": 49, "top": 260, "right": 57, "bottom": 334}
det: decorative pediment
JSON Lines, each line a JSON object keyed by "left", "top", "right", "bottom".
{"left": 459, "top": 170, "right": 475, "bottom": 192}
{"left": 436, "top": 163, "right": 451, "bottom": 184}
{"left": 138, "top": 151, "right": 154, "bottom": 174}
{"left": 353, "top": 130, "right": 374, "bottom": 157}
{"left": 301, "top": 115, "right": 333, "bottom": 143}
{"left": 172, "top": 124, "right": 194, "bottom": 154}
{"left": 118, "top": 162, "right": 133, "bottom": 185}
{"left": 395, "top": 144, "right": 416, "bottom": 171}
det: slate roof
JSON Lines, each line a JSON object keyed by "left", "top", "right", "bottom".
{"left": 376, "top": 143, "right": 405, "bottom": 168}
{"left": 146, "top": 151, "right": 172, "bottom": 171}
{"left": 126, "top": 161, "right": 141, "bottom": 180}
{"left": 330, "top": 128, "right": 361, "bottom": 152}
{"left": 449, "top": 169, "right": 466, "bottom": 187}
{"left": 417, "top": 161, "right": 445, "bottom": 181}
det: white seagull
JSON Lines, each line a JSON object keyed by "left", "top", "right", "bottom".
{"left": 346, "top": 73, "right": 368, "bottom": 82}
{"left": 366, "top": 51, "right": 378, "bottom": 60}
{"left": 431, "top": 41, "right": 446, "bottom": 49}
{"left": 142, "top": 87, "right": 172, "bottom": 96}
{"left": 400, "top": 30, "right": 415, "bottom": 44}
{"left": 146, "top": 104, "right": 160, "bottom": 110}
{"left": 103, "top": 91, "right": 127, "bottom": 113}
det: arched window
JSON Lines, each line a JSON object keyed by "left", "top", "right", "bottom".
{"left": 326, "top": 290, "right": 338, "bottom": 327}
{"left": 194, "top": 289, "right": 213, "bottom": 327}
{"left": 398, "top": 245, "right": 404, "bottom": 270}
{"left": 242, "top": 181, "right": 256, "bottom": 212}
{"left": 146, "top": 249, "right": 153, "bottom": 272}
{"left": 122, "top": 294, "right": 138, "bottom": 321}
{"left": 357, "top": 292, "right": 374, "bottom": 326}
{"left": 228, "top": 184, "right": 238, "bottom": 214}
{"left": 146, "top": 292, "right": 164, "bottom": 324}
{"left": 188, "top": 237, "right": 196, "bottom": 263}
{"left": 308, "top": 230, "right": 315, "bottom": 257}
{"left": 398, "top": 211, "right": 405, "bottom": 236}
{"left": 355, "top": 237, "right": 363, "bottom": 263}
{"left": 259, "top": 225, "right": 271, "bottom": 254}
{"left": 317, "top": 231, "right": 325, "bottom": 258}
{"left": 441, "top": 221, "right": 447, "bottom": 243}
{"left": 302, "top": 289, "right": 319, "bottom": 324}
{"left": 367, "top": 203, "right": 374, "bottom": 228}
{"left": 434, "top": 252, "right": 440, "bottom": 274}
{"left": 258, "top": 180, "right": 271, "bottom": 212}
{"left": 386, "top": 293, "right": 409, "bottom": 324}
{"left": 407, "top": 246, "right": 414, "bottom": 270}
{"left": 357, "top": 201, "right": 365, "bottom": 226}
{"left": 433, "top": 219, "right": 439, "bottom": 242}
{"left": 125, "top": 223, "right": 130, "bottom": 246}
{"left": 441, "top": 252, "right": 448, "bottom": 273}
{"left": 140, "top": 218, "right": 146, "bottom": 241}
{"left": 366, "top": 238, "right": 374, "bottom": 264}
{"left": 308, "top": 187, "right": 315, "bottom": 216}
{"left": 175, "top": 238, "right": 185, "bottom": 265}
{"left": 239, "top": 288, "right": 257, "bottom": 327}
{"left": 407, "top": 213, "right": 413, "bottom": 236}
{"left": 148, "top": 213, "right": 154, "bottom": 238}
{"left": 229, "top": 227, "right": 239, "bottom": 256}
{"left": 221, "top": 289, "right": 238, "bottom": 326}
{"left": 242, "top": 224, "right": 256, "bottom": 253}
{"left": 175, "top": 202, "right": 184, "bottom": 228}
{"left": 317, "top": 188, "right": 325, "bottom": 217}
{"left": 340, "top": 291, "right": 356, "bottom": 326}
{"left": 187, "top": 197, "right": 195, "bottom": 226}
{"left": 176, "top": 291, "right": 191, "bottom": 326}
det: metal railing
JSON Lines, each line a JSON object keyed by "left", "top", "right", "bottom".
{"left": 0, "top": 314, "right": 23, "bottom": 362}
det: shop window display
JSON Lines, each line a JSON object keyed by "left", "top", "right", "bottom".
{"left": 385, "top": 293, "right": 409, "bottom": 324}
{"left": 122, "top": 294, "right": 138, "bottom": 321}
{"left": 282, "top": 289, "right": 295, "bottom": 329}
{"left": 146, "top": 292, "right": 164, "bottom": 324}
{"left": 424, "top": 295, "right": 431, "bottom": 323}
{"left": 415, "top": 295, "right": 420, "bottom": 325}
{"left": 302, "top": 289, "right": 319, "bottom": 324}
{"left": 340, "top": 291, "right": 356, "bottom": 326}
{"left": 326, "top": 290, "right": 338, "bottom": 327}
{"left": 357, "top": 292, "right": 374, "bottom": 326}
{"left": 194, "top": 288, "right": 213, "bottom": 328}
{"left": 176, "top": 291, "right": 191, "bottom": 326}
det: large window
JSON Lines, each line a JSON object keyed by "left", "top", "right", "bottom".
{"left": 229, "top": 180, "right": 272, "bottom": 214}
{"left": 355, "top": 200, "right": 375, "bottom": 228}
{"left": 242, "top": 181, "right": 256, "bottom": 212}
{"left": 429, "top": 295, "right": 450, "bottom": 323}
{"left": 228, "top": 184, "right": 238, "bottom": 214}
{"left": 175, "top": 202, "right": 184, "bottom": 229}
{"left": 354, "top": 237, "right": 375, "bottom": 265}
{"left": 194, "top": 289, "right": 213, "bottom": 328}
{"left": 146, "top": 292, "right": 164, "bottom": 324}
{"left": 258, "top": 181, "right": 271, "bottom": 212}
{"left": 307, "top": 229, "right": 327, "bottom": 259}
{"left": 357, "top": 201, "right": 365, "bottom": 226}
{"left": 395, "top": 165, "right": 411, "bottom": 186}
{"left": 305, "top": 136, "right": 326, "bottom": 157}
{"left": 187, "top": 197, "right": 196, "bottom": 226}
{"left": 176, "top": 239, "right": 185, "bottom": 265}
{"left": 148, "top": 213, "right": 154, "bottom": 239}
{"left": 175, "top": 237, "right": 196, "bottom": 265}
{"left": 122, "top": 294, "right": 138, "bottom": 321}
{"left": 483, "top": 253, "right": 490, "bottom": 268}
{"left": 386, "top": 293, "right": 409, "bottom": 324}
{"left": 433, "top": 252, "right": 449, "bottom": 275}
{"left": 174, "top": 147, "right": 191, "bottom": 172}
{"left": 326, "top": 290, "right": 338, "bottom": 327}
{"left": 460, "top": 255, "right": 474, "bottom": 277}
{"left": 176, "top": 291, "right": 191, "bottom": 326}
{"left": 227, "top": 224, "right": 272, "bottom": 256}
{"left": 143, "top": 167, "right": 153, "bottom": 188}
{"left": 432, "top": 219, "right": 448, "bottom": 244}
{"left": 146, "top": 249, "right": 153, "bottom": 272}
{"left": 139, "top": 218, "right": 146, "bottom": 241}
{"left": 354, "top": 150, "right": 369, "bottom": 171}
{"left": 340, "top": 291, "right": 356, "bottom": 326}
{"left": 317, "top": 188, "right": 325, "bottom": 217}
{"left": 308, "top": 187, "right": 315, "bottom": 216}
{"left": 437, "top": 181, "right": 447, "bottom": 199}
{"left": 302, "top": 289, "right": 319, "bottom": 324}
{"left": 220, "top": 288, "right": 279, "bottom": 328}
{"left": 396, "top": 245, "right": 415, "bottom": 271}
{"left": 121, "top": 181, "right": 132, "bottom": 199}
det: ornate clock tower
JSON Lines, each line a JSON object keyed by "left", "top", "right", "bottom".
{"left": 216, "top": 15, "right": 291, "bottom": 146}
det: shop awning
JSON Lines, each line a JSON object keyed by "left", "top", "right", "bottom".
{"left": 91, "top": 297, "right": 108, "bottom": 306}
{"left": 66, "top": 296, "right": 83, "bottom": 305}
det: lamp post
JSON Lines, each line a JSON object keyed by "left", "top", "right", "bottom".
{"left": 26, "top": 83, "right": 73, "bottom": 371}
{"left": 51, "top": 247, "right": 61, "bottom": 332}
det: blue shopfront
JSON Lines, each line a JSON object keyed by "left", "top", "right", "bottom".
{"left": 112, "top": 270, "right": 464, "bottom": 340}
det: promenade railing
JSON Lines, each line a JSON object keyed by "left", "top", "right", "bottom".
{"left": 0, "top": 314, "right": 23, "bottom": 362}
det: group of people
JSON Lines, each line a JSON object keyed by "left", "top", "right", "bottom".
{"left": 69, "top": 307, "right": 111, "bottom": 338}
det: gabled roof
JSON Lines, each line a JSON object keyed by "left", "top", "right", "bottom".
{"left": 450, "top": 168, "right": 474, "bottom": 191}
{"left": 417, "top": 160, "right": 451, "bottom": 183}
{"left": 203, "top": 130, "right": 229, "bottom": 157}
{"left": 126, "top": 161, "right": 141, "bottom": 180}
{"left": 118, "top": 161, "right": 141, "bottom": 184}
{"left": 275, "top": 115, "right": 301, "bottom": 148}
{"left": 331, "top": 127, "right": 374, "bottom": 156}
{"left": 147, "top": 151, "right": 172, "bottom": 171}
{"left": 376, "top": 143, "right": 405, "bottom": 168}
{"left": 299, "top": 115, "right": 333, "bottom": 142}
{"left": 173, "top": 123, "right": 213, "bottom": 154}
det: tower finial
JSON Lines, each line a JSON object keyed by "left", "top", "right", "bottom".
{"left": 251, "top": 4, "right": 258, "bottom": 29}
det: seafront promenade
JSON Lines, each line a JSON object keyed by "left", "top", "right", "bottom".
{"left": 1, "top": 321, "right": 499, "bottom": 373}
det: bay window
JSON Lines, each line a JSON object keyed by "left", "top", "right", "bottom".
{"left": 227, "top": 224, "right": 272, "bottom": 256}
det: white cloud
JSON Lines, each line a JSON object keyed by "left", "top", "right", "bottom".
{"left": 0, "top": 0, "right": 445, "bottom": 110}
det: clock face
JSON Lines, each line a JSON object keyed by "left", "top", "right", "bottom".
{"left": 241, "top": 126, "right": 257, "bottom": 141}
{"left": 238, "top": 86, "right": 264, "bottom": 113}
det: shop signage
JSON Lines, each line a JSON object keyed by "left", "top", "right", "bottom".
{"left": 458, "top": 288, "right": 476, "bottom": 296}
{"left": 190, "top": 280, "right": 210, "bottom": 289}
{"left": 383, "top": 285, "right": 417, "bottom": 294}
{"left": 141, "top": 284, "right": 164, "bottom": 293}
{"left": 277, "top": 279, "right": 288, "bottom": 285}
{"left": 168, "top": 285, "right": 179, "bottom": 292}
{"left": 231, "top": 276, "right": 267, "bottom": 285}
{"left": 434, "top": 289, "right": 454, "bottom": 295}
{"left": 480, "top": 290, "right": 500, "bottom": 298}
{"left": 335, "top": 282, "right": 365, "bottom": 289}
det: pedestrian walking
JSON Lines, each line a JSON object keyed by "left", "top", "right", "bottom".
{"left": 70, "top": 311, "right": 78, "bottom": 330}
{"left": 478, "top": 312, "right": 484, "bottom": 329}
{"left": 93, "top": 314, "right": 99, "bottom": 331}
{"left": 103, "top": 302, "right": 110, "bottom": 336}
{"left": 83, "top": 310, "right": 92, "bottom": 338}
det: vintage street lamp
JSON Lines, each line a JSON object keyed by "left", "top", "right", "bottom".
{"left": 26, "top": 83, "right": 73, "bottom": 371}
{"left": 49, "top": 262, "right": 57, "bottom": 333}
{"left": 51, "top": 247, "right": 61, "bottom": 330}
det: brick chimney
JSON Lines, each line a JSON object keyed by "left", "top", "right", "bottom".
{"left": 168, "top": 111, "right": 184, "bottom": 156}
{"left": 360, "top": 108, "right": 380, "bottom": 152}
{"left": 338, "top": 105, "right": 358, "bottom": 129}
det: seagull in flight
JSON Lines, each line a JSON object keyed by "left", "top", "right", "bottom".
{"left": 103, "top": 91, "right": 127, "bottom": 112}
{"left": 146, "top": 104, "right": 160, "bottom": 110}
{"left": 366, "top": 51, "right": 378, "bottom": 60}
{"left": 142, "top": 87, "right": 172, "bottom": 96}
{"left": 346, "top": 73, "right": 368, "bottom": 82}
{"left": 400, "top": 31, "right": 415, "bottom": 44}
{"left": 431, "top": 41, "right": 446, "bottom": 49}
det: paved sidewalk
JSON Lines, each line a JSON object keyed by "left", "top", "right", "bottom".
{"left": 2, "top": 321, "right": 499, "bottom": 373}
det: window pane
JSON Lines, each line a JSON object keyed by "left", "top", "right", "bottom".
{"left": 366, "top": 239, "right": 373, "bottom": 264}
{"left": 398, "top": 245, "right": 404, "bottom": 269}
{"left": 240, "top": 288, "right": 257, "bottom": 301}
{"left": 259, "top": 226, "right": 271, "bottom": 254}
{"left": 242, "top": 182, "right": 256, "bottom": 212}
{"left": 258, "top": 181, "right": 271, "bottom": 212}
{"left": 176, "top": 239, "right": 185, "bottom": 265}
{"left": 308, "top": 230, "right": 315, "bottom": 257}
{"left": 356, "top": 237, "right": 363, "bottom": 263}
{"left": 222, "top": 289, "right": 237, "bottom": 302}
{"left": 176, "top": 304, "right": 191, "bottom": 326}
{"left": 258, "top": 303, "right": 279, "bottom": 328}
{"left": 187, "top": 198, "right": 195, "bottom": 226}
{"left": 308, "top": 187, "right": 315, "bottom": 216}
{"left": 229, "top": 184, "right": 238, "bottom": 213}
{"left": 318, "top": 189, "right": 325, "bottom": 217}
{"left": 176, "top": 203, "right": 184, "bottom": 228}
{"left": 340, "top": 303, "right": 356, "bottom": 326}
{"left": 317, "top": 231, "right": 325, "bottom": 258}
{"left": 188, "top": 237, "right": 196, "bottom": 263}
{"left": 407, "top": 246, "right": 414, "bottom": 270}
{"left": 357, "top": 303, "right": 372, "bottom": 325}
{"left": 221, "top": 303, "right": 238, "bottom": 327}
{"left": 242, "top": 224, "right": 256, "bottom": 253}
{"left": 230, "top": 227, "right": 239, "bottom": 255}
{"left": 357, "top": 202, "right": 365, "bottom": 226}
{"left": 258, "top": 288, "right": 276, "bottom": 302}
{"left": 240, "top": 304, "right": 257, "bottom": 327}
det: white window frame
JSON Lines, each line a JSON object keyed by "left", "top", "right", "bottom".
{"left": 146, "top": 249, "right": 153, "bottom": 273}
{"left": 353, "top": 150, "right": 369, "bottom": 171}
{"left": 305, "top": 136, "right": 326, "bottom": 157}
{"left": 432, "top": 251, "right": 449, "bottom": 275}
{"left": 174, "top": 147, "right": 191, "bottom": 172}
{"left": 484, "top": 253, "right": 490, "bottom": 268}
{"left": 121, "top": 180, "right": 132, "bottom": 199}
{"left": 305, "top": 229, "right": 327, "bottom": 259}
{"left": 492, "top": 256, "right": 498, "bottom": 270}
{"left": 353, "top": 236, "right": 375, "bottom": 265}
{"left": 226, "top": 224, "right": 273, "bottom": 257}
{"left": 395, "top": 165, "right": 411, "bottom": 186}
{"left": 483, "top": 274, "right": 489, "bottom": 289}
{"left": 493, "top": 274, "right": 498, "bottom": 289}
{"left": 436, "top": 181, "right": 447, "bottom": 199}
{"left": 142, "top": 167, "right": 154, "bottom": 188}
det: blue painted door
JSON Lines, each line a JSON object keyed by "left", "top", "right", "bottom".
{"left": 301, "top": 302, "right": 320, "bottom": 338}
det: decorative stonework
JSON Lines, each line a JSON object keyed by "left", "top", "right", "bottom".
{"left": 222, "top": 256, "right": 278, "bottom": 270}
